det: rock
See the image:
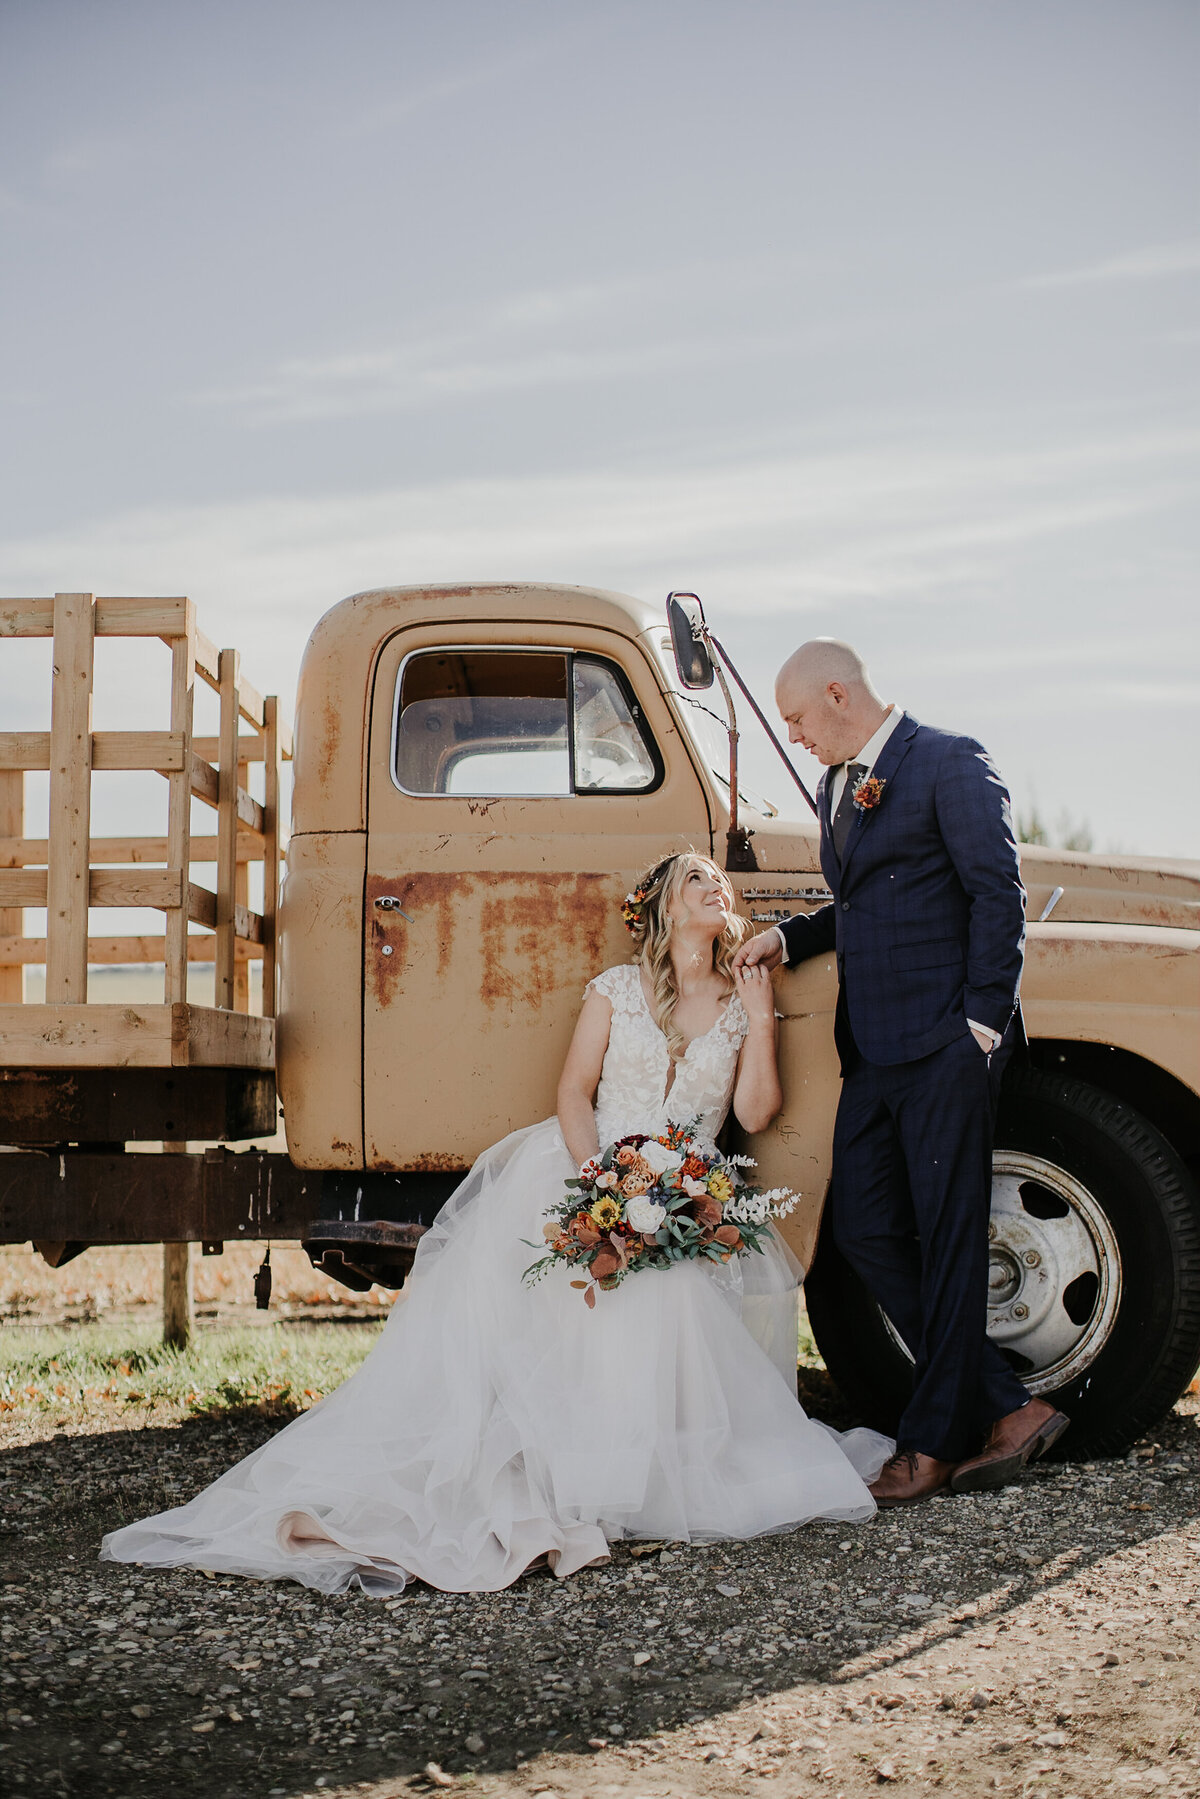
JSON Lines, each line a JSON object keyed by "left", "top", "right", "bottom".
{"left": 633, "top": 1651, "right": 652, "bottom": 1666}
{"left": 969, "top": 1691, "right": 990, "bottom": 1709}
{"left": 1036, "top": 1731, "right": 1068, "bottom": 1748}
{"left": 424, "top": 1763, "right": 453, "bottom": 1788}
{"left": 287, "top": 1685, "right": 315, "bottom": 1699}
{"left": 129, "top": 1703, "right": 152, "bottom": 1719}
{"left": 464, "top": 1732, "right": 485, "bottom": 1753}
{"left": 875, "top": 1761, "right": 898, "bottom": 1782}
{"left": 715, "top": 1582, "right": 741, "bottom": 1597}
{"left": 191, "top": 1720, "right": 216, "bottom": 1734}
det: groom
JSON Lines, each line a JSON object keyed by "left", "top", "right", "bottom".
{"left": 733, "top": 639, "right": 1067, "bottom": 1506}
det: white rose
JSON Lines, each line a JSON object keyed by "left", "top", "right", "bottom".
{"left": 639, "top": 1140, "right": 683, "bottom": 1177}
{"left": 625, "top": 1198, "right": 667, "bottom": 1234}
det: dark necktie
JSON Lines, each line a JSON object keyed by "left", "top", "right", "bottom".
{"left": 831, "top": 761, "right": 866, "bottom": 860}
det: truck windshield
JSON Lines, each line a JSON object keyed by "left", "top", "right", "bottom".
{"left": 649, "top": 631, "right": 780, "bottom": 818}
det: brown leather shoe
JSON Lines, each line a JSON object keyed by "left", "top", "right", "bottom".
{"left": 868, "top": 1450, "right": 956, "bottom": 1508}
{"left": 950, "top": 1397, "right": 1070, "bottom": 1493}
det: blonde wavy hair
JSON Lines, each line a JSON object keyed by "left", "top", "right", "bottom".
{"left": 626, "top": 852, "right": 749, "bottom": 1060}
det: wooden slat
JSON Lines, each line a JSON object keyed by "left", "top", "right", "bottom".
{"left": 190, "top": 753, "right": 219, "bottom": 807}
{"left": 0, "top": 868, "right": 191, "bottom": 908}
{"left": 45, "top": 593, "right": 95, "bottom": 1003}
{"left": 0, "top": 769, "right": 22, "bottom": 1003}
{"left": 94, "top": 597, "right": 191, "bottom": 638}
{"left": 193, "top": 733, "right": 264, "bottom": 763}
{"left": 236, "top": 677, "right": 265, "bottom": 731}
{"left": 187, "top": 882, "right": 217, "bottom": 929}
{"left": 0, "top": 869, "right": 49, "bottom": 903}
{"left": 0, "top": 731, "right": 185, "bottom": 772}
{"left": 189, "top": 754, "right": 264, "bottom": 832}
{"left": 92, "top": 731, "right": 186, "bottom": 772}
{"left": 234, "top": 903, "right": 263, "bottom": 945}
{"left": 0, "top": 732, "right": 51, "bottom": 770}
{"left": 0, "top": 1002, "right": 275, "bottom": 1069}
{"left": 0, "top": 934, "right": 262, "bottom": 965}
{"left": 214, "top": 649, "right": 240, "bottom": 1009}
{"left": 193, "top": 725, "right": 292, "bottom": 763}
{"left": 261, "top": 694, "right": 281, "bottom": 1019}
{"left": 193, "top": 628, "right": 220, "bottom": 689}
{"left": 164, "top": 631, "right": 194, "bottom": 1006}
{"left": 0, "top": 834, "right": 273, "bottom": 865}
{"left": 0, "top": 599, "right": 54, "bottom": 636}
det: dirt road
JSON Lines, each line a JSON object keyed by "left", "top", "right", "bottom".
{"left": 2, "top": 1372, "right": 1197, "bottom": 1799}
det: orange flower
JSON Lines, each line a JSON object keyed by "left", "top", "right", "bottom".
{"left": 681, "top": 1155, "right": 708, "bottom": 1180}
{"left": 615, "top": 1146, "right": 639, "bottom": 1166}
{"left": 621, "top": 1172, "right": 652, "bottom": 1198}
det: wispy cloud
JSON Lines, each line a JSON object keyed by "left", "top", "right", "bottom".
{"left": 4, "top": 426, "right": 1194, "bottom": 640}
{"left": 183, "top": 255, "right": 828, "bottom": 425}
{"left": 1019, "top": 242, "right": 1200, "bottom": 291}
{"left": 336, "top": 27, "right": 584, "bottom": 140}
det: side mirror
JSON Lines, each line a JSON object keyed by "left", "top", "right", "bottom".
{"left": 666, "top": 592, "right": 714, "bottom": 690}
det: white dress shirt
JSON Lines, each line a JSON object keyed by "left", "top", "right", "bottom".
{"left": 773, "top": 702, "right": 1001, "bottom": 1049}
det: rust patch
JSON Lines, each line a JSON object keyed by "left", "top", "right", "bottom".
{"left": 475, "top": 873, "right": 609, "bottom": 1012}
{"left": 318, "top": 693, "right": 341, "bottom": 795}
{"left": 365, "top": 870, "right": 611, "bottom": 1013}
{"left": 396, "top": 1151, "right": 471, "bottom": 1174}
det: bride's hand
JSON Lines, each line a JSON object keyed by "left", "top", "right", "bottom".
{"left": 737, "top": 962, "right": 776, "bottom": 1027}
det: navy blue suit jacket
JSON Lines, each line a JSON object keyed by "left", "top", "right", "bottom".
{"left": 780, "top": 713, "right": 1026, "bottom": 1066}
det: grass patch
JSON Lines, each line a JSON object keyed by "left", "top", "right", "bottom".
{"left": 0, "top": 1319, "right": 383, "bottom": 1419}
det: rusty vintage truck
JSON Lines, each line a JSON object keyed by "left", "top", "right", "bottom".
{"left": 2, "top": 583, "right": 1198, "bottom": 1459}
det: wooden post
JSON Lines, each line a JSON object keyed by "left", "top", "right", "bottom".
{"left": 234, "top": 751, "right": 250, "bottom": 1014}
{"left": 261, "top": 696, "right": 281, "bottom": 1020}
{"left": 164, "top": 619, "right": 195, "bottom": 1009}
{"left": 0, "top": 770, "right": 23, "bottom": 1003}
{"left": 45, "top": 593, "right": 95, "bottom": 1002}
{"left": 214, "top": 647, "right": 239, "bottom": 1009}
{"left": 162, "top": 1236, "right": 193, "bottom": 1349}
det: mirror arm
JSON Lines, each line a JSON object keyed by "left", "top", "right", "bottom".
{"left": 706, "top": 631, "right": 819, "bottom": 820}
{"left": 710, "top": 654, "right": 741, "bottom": 846}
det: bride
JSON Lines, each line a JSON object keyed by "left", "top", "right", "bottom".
{"left": 102, "top": 852, "right": 891, "bottom": 1594}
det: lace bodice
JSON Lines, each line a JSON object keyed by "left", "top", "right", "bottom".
{"left": 586, "top": 963, "right": 749, "bottom": 1147}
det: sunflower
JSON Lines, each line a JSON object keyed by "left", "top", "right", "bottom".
{"left": 589, "top": 1196, "right": 622, "bottom": 1230}
{"left": 706, "top": 1169, "right": 734, "bottom": 1206}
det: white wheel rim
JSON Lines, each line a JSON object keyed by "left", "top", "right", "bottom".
{"left": 877, "top": 1150, "right": 1123, "bottom": 1393}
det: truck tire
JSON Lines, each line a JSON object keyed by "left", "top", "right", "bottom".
{"left": 804, "top": 1068, "right": 1200, "bottom": 1461}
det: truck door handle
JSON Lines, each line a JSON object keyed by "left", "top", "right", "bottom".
{"left": 374, "top": 896, "right": 413, "bottom": 919}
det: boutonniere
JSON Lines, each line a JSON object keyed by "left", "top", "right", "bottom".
{"left": 852, "top": 774, "right": 887, "bottom": 812}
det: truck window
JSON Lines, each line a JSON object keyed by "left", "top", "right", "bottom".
{"left": 392, "top": 649, "right": 661, "bottom": 797}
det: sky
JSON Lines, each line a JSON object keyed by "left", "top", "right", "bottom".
{"left": 2, "top": 0, "right": 1198, "bottom": 861}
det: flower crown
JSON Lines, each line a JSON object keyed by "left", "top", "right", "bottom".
{"left": 621, "top": 886, "right": 650, "bottom": 936}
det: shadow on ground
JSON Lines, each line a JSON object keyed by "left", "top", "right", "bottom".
{"left": 1, "top": 1371, "right": 1197, "bottom": 1797}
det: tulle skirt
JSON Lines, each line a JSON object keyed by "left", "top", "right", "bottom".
{"left": 101, "top": 1119, "right": 892, "bottom": 1594}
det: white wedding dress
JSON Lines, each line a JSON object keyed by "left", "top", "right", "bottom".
{"left": 102, "top": 965, "right": 891, "bottom": 1594}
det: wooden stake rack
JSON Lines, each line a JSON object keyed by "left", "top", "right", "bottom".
{"left": 0, "top": 593, "right": 291, "bottom": 1087}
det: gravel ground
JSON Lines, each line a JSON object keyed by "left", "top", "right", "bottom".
{"left": 2, "top": 1371, "right": 1197, "bottom": 1799}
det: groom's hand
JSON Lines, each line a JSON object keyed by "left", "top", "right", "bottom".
{"left": 732, "top": 929, "right": 784, "bottom": 975}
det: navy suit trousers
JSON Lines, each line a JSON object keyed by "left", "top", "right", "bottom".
{"left": 829, "top": 1022, "right": 1030, "bottom": 1462}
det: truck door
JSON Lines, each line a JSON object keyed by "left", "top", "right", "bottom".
{"left": 363, "top": 624, "right": 713, "bottom": 1173}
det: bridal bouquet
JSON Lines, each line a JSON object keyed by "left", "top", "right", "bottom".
{"left": 523, "top": 1122, "right": 799, "bottom": 1306}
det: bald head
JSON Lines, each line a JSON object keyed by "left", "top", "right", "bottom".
{"left": 777, "top": 638, "right": 879, "bottom": 701}
{"left": 775, "top": 638, "right": 889, "bottom": 766}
